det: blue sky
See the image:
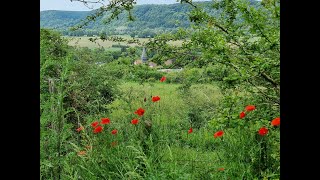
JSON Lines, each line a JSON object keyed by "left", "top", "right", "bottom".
{"left": 40, "top": 0, "right": 209, "bottom": 11}
{"left": 40, "top": 0, "right": 99, "bottom": 11}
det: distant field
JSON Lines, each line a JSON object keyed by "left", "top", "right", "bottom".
{"left": 64, "top": 35, "right": 183, "bottom": 50}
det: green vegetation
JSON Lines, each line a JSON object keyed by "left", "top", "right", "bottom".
{"left": 40, "top": 3, "right": 191, "bottom": 36}
{"left": 65, "top": 35, "right": 183, "bottom": 50}
{"left": 40, "top": 0, "right": 279, "bottom": 179}
{"left": 40, "top": 1, "right": 218, "bottom": 37}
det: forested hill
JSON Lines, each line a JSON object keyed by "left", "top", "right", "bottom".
{"left": 40, "top": 0, "right": 259, "bottom": 37}
{"left": 40, "top": 2, "right": 198, "bottom": 37}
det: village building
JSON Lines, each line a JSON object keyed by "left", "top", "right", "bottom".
{"left": 141, "top": 47, "right": 148, "bottom": 63}
{"left": 133, "top": 48, "right": 180, "bottom": 70}
{"left": 134, "top": 59, "right": 143, "bottom": 65}
{"left": 164, "top": 59, "right": 176, "bottom": 66}
{"left": 134, "top": 47, "right": 157, "bottom": 68}
{"left": 148, "top": 62, "right": 157, "bottom": 68}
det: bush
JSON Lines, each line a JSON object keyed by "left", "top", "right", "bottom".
{"left": 65, "top": 61, "right": 119, "bottom": 119}
{"left": 40, "top": 29, "right": 120, "bottom": 179}
{"left": 128, "top": 65, "right": 164, "bottom": 82}
{"left": 178, "top": 83, "right": 222, "bottom": 129}
{"left": 165, "top": 66, "right": 229, "bottom": 84}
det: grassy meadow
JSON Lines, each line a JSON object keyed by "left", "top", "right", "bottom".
{"left": 65, "top": 35, "right": 183, "bottom": 50}
{"left": 45, "top": 77, "right": 279, "bottom": 179}
{"left": 62, "top": 81, "right": 234, "bottom": 179}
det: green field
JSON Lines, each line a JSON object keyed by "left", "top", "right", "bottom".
{"left": 64, "top": 35, "right": 183, "bottom": 50}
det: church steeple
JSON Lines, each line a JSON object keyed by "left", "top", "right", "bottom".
{"left": 141, "top": 47, "right": 148, "bottom": 63}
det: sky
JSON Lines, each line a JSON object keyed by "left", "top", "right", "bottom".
{"left": 40, "top": 0, "right": 208, "bottom": 11}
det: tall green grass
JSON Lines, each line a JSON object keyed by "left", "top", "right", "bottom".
{"left": 42, "top": 79, "right": 279, "bottom": 179}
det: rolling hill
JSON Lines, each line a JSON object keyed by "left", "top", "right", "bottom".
{"left": 40, "top": 0, "right": 259, "bottom": 37}
{"left": 40, "top": 1, "right": 215, "bottom": 36}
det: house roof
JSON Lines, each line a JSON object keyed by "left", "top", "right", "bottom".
{"left": 134, "top": 60, "right": 143, "bottom": 64}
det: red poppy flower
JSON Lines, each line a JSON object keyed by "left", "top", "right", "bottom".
{"left": 101, "top": 118, "right": 110, "bottom": 125}
{"left": 240, "top": 111, "right": 246, "bottom": 119}
{"left": 131, "top": 118, "right": 139, "bottom": 125}
{"left": 91, "top": 121, "right": 99, "bottom": 128}
{"left": 214, "top": 130, "right": 224, "bottom": 138}
{"left": 258, "top": 127, "right": 268, "bottom": 136}
{"left": 76, "top": 126, "right": 84, "bottom": 132}
{"left": 93, "top": 126, "right": 103, "bottom": 133}
{"left": 111, "top": 129, "right": 118, "bottom": 135}
{"left": 77, "top": 151, "right": 86, "bottom": 156}
{"left": 188, "top": 127, "right": 193, "bottom": 134}
{"left": 271, "top": 117, "right": 280, "bottom": 126}
{"left": 217, "top": 168, "right": 225, "bottom": 171}
{"left": 160, "top": 76, "right": 166, "bottom": 82}
{"left": 245, "top": 105, "right": 256, "bottom": 112}
{"left": 152, "top": 96, "right": 160, "bottom": 102}
{"left": 134, "top": 108, "right": 145, "bottom": 116}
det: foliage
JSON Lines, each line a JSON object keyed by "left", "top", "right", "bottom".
{"left": 101, "top": 60, "right": 165, "bottom": 83}
{"left": 40, "top": 28, "right": 119, "bottom": 179}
